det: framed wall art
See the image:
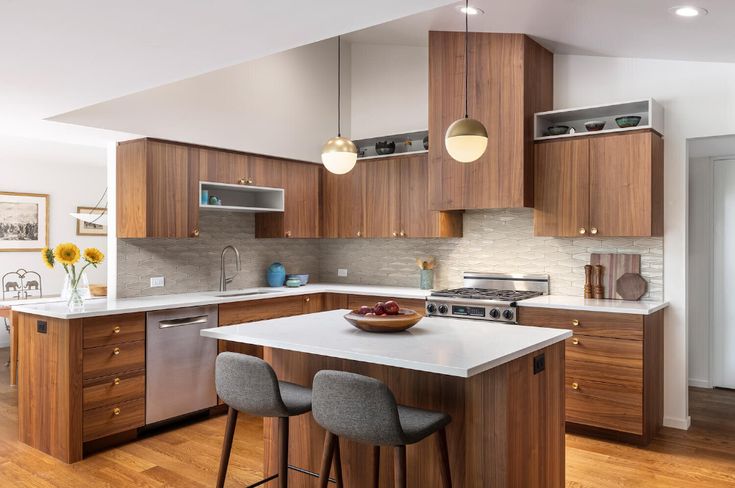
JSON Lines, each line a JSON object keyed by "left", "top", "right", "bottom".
{"left": 0, "top": 192, "right": 49, "bottom": 252}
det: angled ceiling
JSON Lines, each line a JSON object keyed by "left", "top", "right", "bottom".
{"left": 0, "top": 0, "right": 452, "bottom": 146}
{"left": 346, "top": 0, "right": 735, "bottom": 63}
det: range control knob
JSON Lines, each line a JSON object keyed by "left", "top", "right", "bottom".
{"left": 438, "top": 304, "right": 449, "bottom": 314}
{"left": 426, "top": 303, "right": 437, "bottom": 314}
{"left": 489, "top": 308, "right": 500, "bottom": 319}
{"left": 502, "top": 309, "right": 514, "bottom": 321}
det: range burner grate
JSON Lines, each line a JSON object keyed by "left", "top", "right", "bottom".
{"left": 430, "top": 287, "right": 543, "bottom": 302}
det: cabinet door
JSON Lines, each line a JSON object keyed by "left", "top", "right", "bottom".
{"left": 199, "top": 148, "right": 248, "bottom": 185}
{"left": 589, "top": 132, "right": 662, "bottom": 237}
{"left": 534, "top": 139, "right": 590, "bottom": 237}
{"left": 256, "top": 161, "right": 320, "bottom": 238}
{"left": 146, "top": 141, "right": 199, "bottom": 238}
{"left": 400, "top": 154, "right": 462, "bottom": 238}
{"left": 248, "top": 155, "right": 283, "bottom": 188}
{"left": 322, "top": 163, "right": 365, "bottom": 238}
{"left": 364, "top": 159, "right": 401, "bottom": 238}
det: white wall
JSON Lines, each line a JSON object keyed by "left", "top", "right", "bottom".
{"left": 688, "top": 156, "right": 713, "bottom": 388}
{"left": 349, "top": 42, "right": 428, "bottom": 139}
{"left": 0, "top": 136, "right": 107, "bottom": 346}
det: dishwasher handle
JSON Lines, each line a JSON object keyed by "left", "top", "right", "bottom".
{"left": 158, "top": 315, "right": 209, "bottom": 329}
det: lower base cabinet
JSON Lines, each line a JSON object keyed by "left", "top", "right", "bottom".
{"left": 517, "top": 306, "right": 663, "bottom": 445}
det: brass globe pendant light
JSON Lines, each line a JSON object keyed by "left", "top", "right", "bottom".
{"left": 322, "top": 36, "right": 357, "bottom": 174}
{"left": 445, "top": 0, "right": 488, "bottom": 163}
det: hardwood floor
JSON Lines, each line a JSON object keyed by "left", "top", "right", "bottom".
{"left": 1, "top": 347, "right": 734, "bottom": 487}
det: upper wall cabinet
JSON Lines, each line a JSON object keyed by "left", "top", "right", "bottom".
{"left": 255, "top": 161, "right": 321, "bottom": 238}
{"left": 428, "top": 31, "right": 553, "bottom": 210}
{"left": 322, "top": 154, "right": 462, "bottom": 239}
{"left": 117, "top": 139, "right": 200, "bottom": 238}
{"left": 198, "top": 149, "right": 283, "bottom": 188}
{"left": 534, "top": 130, "right": 663, "bottom": 237}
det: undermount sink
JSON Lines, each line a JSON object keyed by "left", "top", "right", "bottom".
{"left": 213, "top": 290, "right": 282, "bottom": 298}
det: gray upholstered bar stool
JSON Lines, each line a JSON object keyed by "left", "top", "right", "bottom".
{"left": 215, "top": 352, "right": 312, "bottom": 488}
{"left": 312, "top": 370, "right": 452, "bottom": 488}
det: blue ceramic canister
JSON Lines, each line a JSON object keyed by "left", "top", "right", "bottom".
{"left": 266, "top": 262, "right": 286, "bottom": 287}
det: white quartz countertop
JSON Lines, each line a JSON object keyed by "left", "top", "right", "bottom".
{"left": 200, "top": 309, "right": 571, "bottom": 378}
{"left": 518, "top": 295, "right": 669, "bottom": 315}
{"left": 10, "top": 284, "right": 432, "bottom": 319}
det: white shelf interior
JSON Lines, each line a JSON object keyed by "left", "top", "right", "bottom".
{"left": 534, "top": 98, "right": 664, "bottom": 140}
{"left": 199, "top": 181, "right": 284, "bottom": 213}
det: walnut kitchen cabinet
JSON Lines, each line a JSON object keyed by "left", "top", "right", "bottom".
{"left": 322, "top": 154, "right": 462, "bottom": 238}
{"left": 117, "top": 139, "right": 200, "bottom": 238}
{"left": 198, "top": 149, "right": 283, "bottom": 188}
{"left": 428, "top": 31, "right": 553, "bottom": 210}
{"left": 517, "top": 306, "right": 663, "bottom": 445}
{"left": 255, "top": 161, "right": 321, "bottom": 238}
{"left": 534, "top": 130, "right": 663, "bottom": 237}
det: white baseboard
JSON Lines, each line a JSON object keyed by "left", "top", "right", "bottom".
{"left": 663, "top": 416, "right": 691, "bottom": 430}
{"left": 688, "top": 378, "right": 713, "bottom": 389}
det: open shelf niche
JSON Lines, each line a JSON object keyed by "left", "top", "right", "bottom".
{"left": 199, "top": 181, "right": 284, "bottom": 213}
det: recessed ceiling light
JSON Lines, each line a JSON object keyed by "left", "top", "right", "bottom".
{"left": 457, "top": 5, "right": 484, "bottom": 15}
{"left": 670, "top": 5, "right": 709, "bottom": 17}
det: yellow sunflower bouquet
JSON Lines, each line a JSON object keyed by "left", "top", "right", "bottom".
{"left": 41, "top": 243, "right": 105, "bottom": 311}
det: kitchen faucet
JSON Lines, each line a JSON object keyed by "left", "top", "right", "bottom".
{"left": 219, "top": 245, "right": 241, "bottom": 292}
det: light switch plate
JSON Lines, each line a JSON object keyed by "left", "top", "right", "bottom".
{"left": 337, "top": 269, "right": 348, "bottom": 277}
{"left": 150, "top": 276, "right": 165, "bottom": 288}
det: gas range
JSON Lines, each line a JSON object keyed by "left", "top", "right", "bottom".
{"left": 426, "top": 272, "right": 550, "bottom": 323}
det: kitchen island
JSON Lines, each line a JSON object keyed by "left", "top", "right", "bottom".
{"left": 202, "top": 309, "right": 572, "bottom": 487}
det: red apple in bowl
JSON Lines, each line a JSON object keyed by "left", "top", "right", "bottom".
{"left": 357, "top": 305, "right": 373, "bottom": 315}
{"left": 373, "top": 302, "right": 386, "bottom": 315}
{"left": 384, "top": 300, "right": 400, "bottom": 315}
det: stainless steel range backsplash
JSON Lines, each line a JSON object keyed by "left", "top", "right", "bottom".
{"left": 117, "top": 209, "right": 663, "bottom": 300}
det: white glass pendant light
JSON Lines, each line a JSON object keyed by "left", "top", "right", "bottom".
{"left": 322, "top": 36, "right": 357, "bottom": 174}
{"left": 445, "top": 0, "right": 488, "bottom": 163}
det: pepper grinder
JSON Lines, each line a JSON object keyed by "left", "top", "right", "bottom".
{"left": 593, "top": 264, "right": 605, "bottom": 299}
{"left": 584, "top": 265, "right": 593, "bottom": 299}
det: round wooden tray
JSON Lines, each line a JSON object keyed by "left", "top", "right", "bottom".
{"left": 343, "top": 309, "right": 422, "bottom": 333}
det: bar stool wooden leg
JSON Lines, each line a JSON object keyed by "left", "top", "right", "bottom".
{"left": 436, "top": 427, "right": 452, "bottom": 488}
{"left": 278, "top": 417, "right": 289, "bottom": 488}
{"left": 333, "top": 436, "right": 344, "bottom": 487}
{"left": 394, "top": 445, "right": 407, "bottom": 488}
{"left": 372, "top": 445, "right": 380, "bottom": 488}
{"left": 319, "top": 432, "right": 337, "bottom": 488}
{"left": 216, "top": 407, "right": 238, "bottom": 488}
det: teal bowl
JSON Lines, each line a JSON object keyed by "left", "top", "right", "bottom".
{"left": 547, "top": 125, "right": 570, "bottom": 136}
{"left": 615, "top": 116, "right": 641, "bottom": 128}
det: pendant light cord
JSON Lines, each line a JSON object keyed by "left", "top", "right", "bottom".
{"left": 337, "top": 36, "right": 342, "bottom": 137}
{"left": 464, "top": 0, "right": 469, "bottom": 119}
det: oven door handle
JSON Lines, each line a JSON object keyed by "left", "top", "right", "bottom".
{"left": 158, "top": 315, "right": 209, "bottom": 329}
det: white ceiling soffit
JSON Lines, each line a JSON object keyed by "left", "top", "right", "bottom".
{"left": 346, "top": 0, "right": 735, "bottom": 64}
{"left": 0, "top": 0, "right": 453, "bottom": 146}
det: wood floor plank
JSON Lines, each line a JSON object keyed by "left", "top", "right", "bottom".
{"left": 1, "top": 348, "right": 734, "bottom": 487}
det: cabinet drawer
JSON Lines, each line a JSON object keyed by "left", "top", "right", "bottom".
{"left": 518, "top": 307, "right": 643, "bottom": 340}
{"left": 219, "top": 295, "right": 306, "bottom": 325}
{"left": 83, "top": 397, "right": 145, "bottom": 442}
{"left": 565, "top": 335, "right": 642, "bottom": 370}
{"left": 347, "top": 295, "right": 426, "bottom": 316}
{"left": 566, "top": 377, "right": 643, "bottom": 435}
{"left": 83, "top": 340, "right": 145, "bottom": 380}
{"left": 83, "top": 370, "right": 145, "bottom": 411}
{"left": 83, "top": 313, "right": 145, "bottom": 348}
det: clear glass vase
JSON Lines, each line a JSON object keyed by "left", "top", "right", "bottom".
{"left": 62, "top": 273, "right": 90, "bottom": 312}
{"left": 67, "top": 287, "right": 85, "bottom": 312}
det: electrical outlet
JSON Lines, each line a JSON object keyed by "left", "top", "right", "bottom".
{"left": 150, "top": 276, "right": 165, "bottom": 288}
{"left": 337, "top": 268, "right": 348, "bottom": 277}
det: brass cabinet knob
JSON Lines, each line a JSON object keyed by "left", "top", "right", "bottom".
{"left": 572, "top": 338, "right": 580, "bottom": 345}
{"left": 113, "top": 326, "right": 121, "bottom": 334}
{"left": 113, "top": 377, "right": 121, "bottom": 385}
{"left": 113, "top": 407, "right": 121, "bottom": 416}
{"left": 571, "top": 319, "right": 579, "bottom": 327}
{"left": 304, "top": 297, "right": 310, "bottom": 303}
{"left": 356, "top": 231, "right": 362, "bottom": 237}
{"left": 285, "top": 231, "right": 292, "bottom": 238}
{"left": 571, "top": 382, "right": 579, "bottom": 391}
{"left": 192, "top": 228, "right": 200, "bottom": 237}
{"left": 392, "top": 232, "right": 398, "bottom": 237}
{"left": 238, "top": 177, "right": 253, "bottom": 185}
{"left": 400, "top": 230, "right": 406, "bottom": 237}
{"left": 590, "top": 227, "right": 598, "bottom": 235}
{"left": 578, "top": 227, "right": 587, "bottom": 235}
{"left": 113, "top": 347, "right": 120, "bottom": 356}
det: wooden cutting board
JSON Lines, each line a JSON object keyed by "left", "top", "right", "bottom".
{"left": 589, "top": 253, "right": 641, "bottom": 299}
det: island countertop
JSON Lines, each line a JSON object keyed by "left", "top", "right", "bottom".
{"left": 200, "top": 309, "right": 572, "bottom": 378}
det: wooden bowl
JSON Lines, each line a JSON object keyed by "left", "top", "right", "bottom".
{"left": 89, "top": 284, "right": 107, "bottom": 297}
{"left": 343, "top": 309, "right": 422, "bottom": 333}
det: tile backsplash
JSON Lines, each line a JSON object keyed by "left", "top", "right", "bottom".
{"left": 118, "top": 209, "right": 663, "bottom": 300}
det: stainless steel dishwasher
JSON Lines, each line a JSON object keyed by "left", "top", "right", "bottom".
{"left": 146, "top": 305, "right": 218, "bottom": 424}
